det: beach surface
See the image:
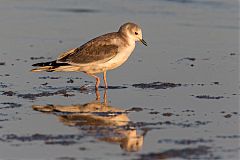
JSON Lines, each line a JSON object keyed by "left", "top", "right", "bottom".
{"left": 0, "top": 0, "right": 239, "bottom": 159}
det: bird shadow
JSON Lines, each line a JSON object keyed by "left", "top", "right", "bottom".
{"left": 32, "top": 90, "right": 147, "bottom": 152}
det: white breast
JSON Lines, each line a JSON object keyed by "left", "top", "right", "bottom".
{"left": 103, "top": 42, "right": 135, "bottom": 70}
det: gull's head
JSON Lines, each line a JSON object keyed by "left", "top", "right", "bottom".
{"left": 118, "top": 22, "right": 147, "bottom": 46}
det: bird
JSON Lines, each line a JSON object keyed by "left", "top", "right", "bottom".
{"left": 31, "top": 22, "right": 147, "bottom": 90}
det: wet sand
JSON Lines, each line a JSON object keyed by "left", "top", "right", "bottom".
{"left": 0, "top": 0, "right": 239, "bottom": 159}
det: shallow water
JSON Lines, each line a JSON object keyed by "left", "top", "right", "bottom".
{"left": 0, "top": 0, "right": 239, "bottom": 159}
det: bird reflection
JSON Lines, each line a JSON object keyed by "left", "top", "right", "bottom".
{"left": 32, "top": 90, "right": 145, "bottom": 152}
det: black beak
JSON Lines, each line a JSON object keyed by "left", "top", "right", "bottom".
{"left": 140, "top": 39, "right": 148, "bottom": 46}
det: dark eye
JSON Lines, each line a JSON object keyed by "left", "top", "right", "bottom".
{"left": 135, "top": 32, "right": 138, "bottom": 35}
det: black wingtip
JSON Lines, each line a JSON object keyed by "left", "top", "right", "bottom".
{"left": 32, "top": 60, "right": 71, "bottom": 67}
{"left": 32, "top": 60, "right": 57, "bottom": 67}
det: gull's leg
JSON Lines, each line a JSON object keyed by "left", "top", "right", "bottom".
{"left": 84, "top": 72, "right": 100, "bottom": 90}
{"left": 95, "top": 89, "right": 100, "bottom": 101}
{"left": 103, "top": 89, "right": 108, "bottom": 106}
{"left": 103, "top": 71, "right": 108, "bottom": 89}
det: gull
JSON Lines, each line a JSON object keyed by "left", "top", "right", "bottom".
{"left": 31, "top": 22, "right": 147, "bottom": 89}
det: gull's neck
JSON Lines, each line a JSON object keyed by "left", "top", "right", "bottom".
{"left": 118, "top": 31, "right": 135, "bottom": 47}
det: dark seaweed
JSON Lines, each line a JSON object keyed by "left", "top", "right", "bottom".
{"left": 0, "top": 133, "right": 84, "bottom": 146}
{"left": 2, "top": 91, "right": 16, "bottom": 96}
{"left": 132, "top": 82, "right": 181, "bottom": 89}
{"left": 194, "top": 95, "right": 224, "bottom": 99}
{"left": 17, "top": 90, "right": 74, "bottom": 100}
{"left": 0, "top": 102, "right": 22, "bottom": 109}
{"left": 136, "top": 146, "right": 212, "bottom": 160}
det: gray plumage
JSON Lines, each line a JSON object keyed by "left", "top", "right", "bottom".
{"left": 57, "top": 33, "right": 121, "bottom": 65}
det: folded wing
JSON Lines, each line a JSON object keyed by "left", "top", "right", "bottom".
{"left": 57, "top": 34, "right": 119, "bottom": 65}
